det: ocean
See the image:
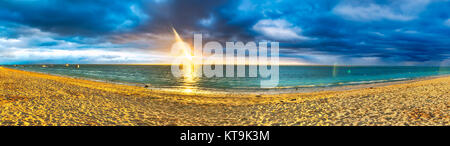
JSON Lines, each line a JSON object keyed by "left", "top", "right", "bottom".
{"left": 5, "top": 65, "right": 450, "bottom": 90}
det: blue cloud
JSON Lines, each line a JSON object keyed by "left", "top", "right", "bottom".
{"left": 0, "top": 0, "right": 147, "bottom": 36}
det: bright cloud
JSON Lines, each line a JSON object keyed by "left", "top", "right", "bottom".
{"left": 1, "top": 49, "right": 169, "bottom": 64}
{"left": 252, "top": 19, "right": 309, "bottom": 41}
{"left": 333, "top": 0, "right": 431, "bottom": 22}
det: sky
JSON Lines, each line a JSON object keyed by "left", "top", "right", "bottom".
{"left": 0, "top": 0, "right": 449, "bottom": 66}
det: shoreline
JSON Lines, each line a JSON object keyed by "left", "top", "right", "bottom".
{"left": 0, "top": 66, "right": 448, "bottom": 126}
{"left": 2, "top": 66, "right": 448, "bottom": 95}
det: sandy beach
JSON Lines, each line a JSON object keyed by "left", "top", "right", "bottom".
{"left": 0, "top": 67, "right": 448, "bottom": 126}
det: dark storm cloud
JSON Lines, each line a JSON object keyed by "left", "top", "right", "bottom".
{"left": 129, "top": 0, "right": 259, "bottom": 43}
{"left": 0, "top": 0, "right": 449, "bottom": 65}
{"left": 0, "top": 0, "right": 146, "bottom": 36}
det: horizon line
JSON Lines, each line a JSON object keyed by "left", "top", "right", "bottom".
{"left": 1, "top": 63, "right": 449, "bottom": 67}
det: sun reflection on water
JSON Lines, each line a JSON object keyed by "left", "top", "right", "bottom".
{"left": 172, "top": 28, "right": 199, "bottom": 93}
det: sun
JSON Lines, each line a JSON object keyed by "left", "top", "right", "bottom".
{"left": 172, "top": 27, "right": 194, "bottom": 61}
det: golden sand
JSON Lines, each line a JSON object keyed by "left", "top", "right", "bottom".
{"left": 0, "top": 67, "right": 448, "bottom": 126}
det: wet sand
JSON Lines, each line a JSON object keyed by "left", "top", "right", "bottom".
{"left": 0, "top": 67, "right": 448, "bottom": 126}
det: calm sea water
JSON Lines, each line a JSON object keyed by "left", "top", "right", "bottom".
{"left": 5, "top": 65, "right": 450, "bottom": 90}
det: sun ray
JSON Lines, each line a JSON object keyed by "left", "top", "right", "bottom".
{"left": 171, "top": 27, "right": 197, "bottom": 93}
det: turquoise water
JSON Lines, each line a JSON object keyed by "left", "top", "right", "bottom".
{"left": 5, "top": 65, "right": 450, "bottom": 90}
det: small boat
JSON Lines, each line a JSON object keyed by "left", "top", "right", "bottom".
{"left": 41, "top": 65, "right": 47, "bottom": 68}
